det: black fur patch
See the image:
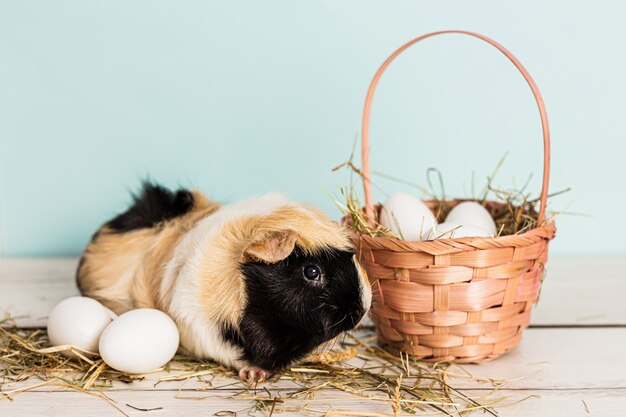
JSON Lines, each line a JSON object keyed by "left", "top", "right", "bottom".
{"left": 234, "top": 247, "right": 366, "bottom": 372}
{"left": 75, "top": 255, "right": 86, "bottom": 293}
{"left": 221, "top": 323, "right": 245, "bottom": 347}
{"left": 106, "top": 182, "right": 195, "bottom": 233}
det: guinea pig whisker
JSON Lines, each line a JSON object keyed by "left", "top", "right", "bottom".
{"left": 322, "top": 329, "right": 350, "bottom": 358}
{"left": 319, "top": 295, "right": 339, "bottom": 312}
{"left": 333, "top": 331, "right": 347, "bottom": 350}
{"left": 327, "top": 314, "right": 348, "bottom": 333}
{"left": 312, "top": 302, "right": 328, "bottom": 312}
{"left": 325, "top": 337, "right": 339, "bottom": 355}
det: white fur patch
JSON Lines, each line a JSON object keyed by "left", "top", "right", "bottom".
{"left": 161, "top": 193, "right": 293, "bottom": 367}
{"left": 354, "top": 256, "right": 373, "bottom": 327}
{"left": 161, "top": 192, "right": 292, "bottom": 300}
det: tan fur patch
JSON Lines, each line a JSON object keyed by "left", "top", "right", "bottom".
{"left": 78, "top": 190, "right": 220, "bottom": 315}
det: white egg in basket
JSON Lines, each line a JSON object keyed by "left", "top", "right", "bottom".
{"left": 444, "top": 201, "right": 497, "bottom": 236}
{"left": 380, "top": 192, "right": 437, "bottom": 241}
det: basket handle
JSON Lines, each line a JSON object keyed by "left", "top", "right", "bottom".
{"left": 361, "top": 30, "right": 551, "bottom": 223}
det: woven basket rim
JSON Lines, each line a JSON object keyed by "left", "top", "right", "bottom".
{"left": 350, "top": 221, "right": 555, "bottom": 252}
{"left": 343, "top": 199, "right": 556, "bottom": 254}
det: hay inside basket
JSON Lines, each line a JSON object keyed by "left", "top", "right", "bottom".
{"left": 332, "top": 151, "right": 567, "bottom": 241}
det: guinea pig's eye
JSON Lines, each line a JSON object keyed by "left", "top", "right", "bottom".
{"left": 303, "top": 264, "right": 321, "bottom": 281}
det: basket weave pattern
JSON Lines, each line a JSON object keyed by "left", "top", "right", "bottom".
{"left": 351, "top": 202, "right": 555, "bottom": 363}
{"left": 350, "top": 30, "right": 557, "bottom": 363}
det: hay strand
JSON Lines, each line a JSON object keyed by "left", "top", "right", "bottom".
{"left": 0, "top": 321, "right": 535, "bottom": 416}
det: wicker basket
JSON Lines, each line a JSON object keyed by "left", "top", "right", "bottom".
{"left": 348, "top": 30, "right": 556, "bottom": 363}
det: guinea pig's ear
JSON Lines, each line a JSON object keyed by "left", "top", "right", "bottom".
{"left": 243, "top": 230, "right": 297, "bottom": 264}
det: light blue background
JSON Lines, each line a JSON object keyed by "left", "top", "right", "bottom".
{"left": 1, "top": 1, "right": 624, "bottom": 257}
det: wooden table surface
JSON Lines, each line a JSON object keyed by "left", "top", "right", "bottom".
{"left": 1, "top": 257, "right": 625, "bottom": 416}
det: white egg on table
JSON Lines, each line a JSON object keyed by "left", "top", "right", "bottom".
{"left": 47, "top": 296, "right": 117, "bottom": 354}
{"left": 445, "top": 201, "right": 497, "bottom": 236}
{"left": 379, "top": 192, "right": 437, "bottom": 241}
{"left": 426, "top": 222, "right": 494, "bottom": 240}
{"left": 99, "top": 308, "right": 180, "bottom": 374}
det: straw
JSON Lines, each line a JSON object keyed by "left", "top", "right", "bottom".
{"left": 1, "top": 320, "right": 535, "bottom": 416}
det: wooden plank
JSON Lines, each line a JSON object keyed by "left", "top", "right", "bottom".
{"left": 1, "top": 388, "right": 624, "bottom": 417}
{"left": 466, "top": 327, "right": 626, "bottom": 389}
{"left": 1, "top": 257, "right": 624, "bottom": 416}
{"left": 532, "top": 257, "right": 626, "bottom": 325}
{"left": 3, "top": 328, "right": 626, "bottom": 393}
{"left": 0, "top": 258, "right": 79, "bottom": 327}
{"left": 1, "top": 257, "right": 625, "bottom": 327}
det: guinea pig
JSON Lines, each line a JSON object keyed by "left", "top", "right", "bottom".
{"left": 76, "top": 182, "right": 371, "bottom": 382}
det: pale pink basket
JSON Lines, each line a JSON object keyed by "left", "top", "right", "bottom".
{"left": 346, "top": 30, "right": 556, "bottom": 363}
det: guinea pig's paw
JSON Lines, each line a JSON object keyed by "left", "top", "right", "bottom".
{"left": 238, "top": 365, "right": 270, "bottom": 385}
